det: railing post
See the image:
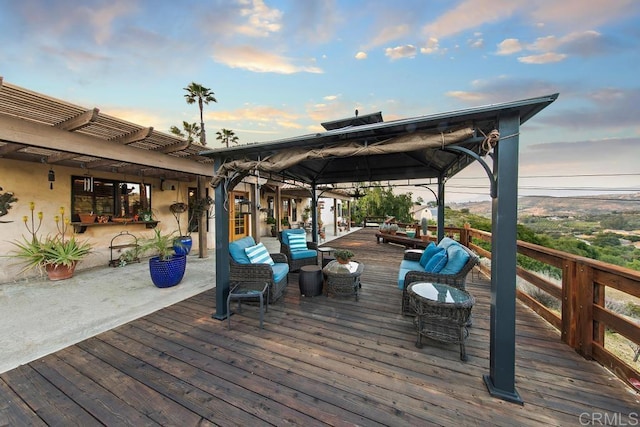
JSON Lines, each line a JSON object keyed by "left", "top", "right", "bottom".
{"left": 577, "top": 262, "right": 596, "bottom": 358}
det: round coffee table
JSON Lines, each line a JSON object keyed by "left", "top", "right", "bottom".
{"left": 322, "top": 260, "right": 363, "bottom": 301}
{"left": 407, "top": 281, "right": 475, "bottom": 361}
{"left": 299, "top": 265, "right": 323, "bottom": 297}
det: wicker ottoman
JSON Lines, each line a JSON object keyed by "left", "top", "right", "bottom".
{"left": 299, "top": 265, "right": 323, "bottom": 297}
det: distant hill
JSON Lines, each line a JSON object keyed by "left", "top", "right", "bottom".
{"left": 450, "top": 193, "right": 640, "bottom": 217}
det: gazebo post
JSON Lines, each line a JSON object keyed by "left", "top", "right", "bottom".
{"left": 437, "top": 174, "right": 445, "bottom": 242}
{"left": 483, "top": 111, "right": 523, "bottom": 404}
{"left": 212, "top": 158, "right": 230, "bottom": 320}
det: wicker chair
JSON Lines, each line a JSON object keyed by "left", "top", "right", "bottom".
{"left": 229, "top": 236, "right": 289, "bottom": 303}
{"left": 279, "top": 229, "right": 318, "bottom": 272}
{"left": 401, "top": 244, "right": 479, "bottom": 316}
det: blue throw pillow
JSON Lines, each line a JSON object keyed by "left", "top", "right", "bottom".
{"left": 245, "top": 242, "right": 275, "bottom": 266}
{"left": 419, "top": 242, "right": 444, "bottom": 268}
{"left": 439, "top": 244, "right": 471, "bottom": 275}
{"left": 424, "top": 250, "right": 448, "bottom": 273}
{"left": 288, "top": 233, "right": 308, "bottom": 252}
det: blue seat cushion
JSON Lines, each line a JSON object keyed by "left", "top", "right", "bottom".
{"left": 439, "top": 244, "right": 471, "bottom": 275}
{"left": 437, "top": 237, "right": 457, "bottom": 250}
{"left": 272, "top": 262, "right": 289, "bottom": 283}
{"left": 289, "top": 248, "right": 317, "bottom": 260}
{"left": 229, "top": 236, "right": 256, "bottom": 264}
{"left": 424, "top": 250, "right": 448, "bottom": 273}
{"left": 281, "top": 228, "right": 306, "bottom": 246}
{"left": 397, "top": 259, "right": 423, "bottom": 289}
{"left": 419, "top": 242, "right": 444, "bottom": 267}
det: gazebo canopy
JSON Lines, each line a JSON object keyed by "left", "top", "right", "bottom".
{"left": 201, "top": 94, "right": 558, "bottom": 188}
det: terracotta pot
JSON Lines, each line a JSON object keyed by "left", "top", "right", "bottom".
{"left": 45, "top": 262, "right": 77, "bottom": 281}
{"left": 337, "top": 257, "right": 350, "bottom": 264}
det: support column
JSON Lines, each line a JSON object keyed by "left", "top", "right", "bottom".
{"left": 197, "top": 176, "right": 208, "bottom": 258}
{"left": 483, "top": 112, "right": 523, "bottom": 404}
{"left": 437, "top": 175, "right": 445, "bottom": 242}
{"left": 213, "top": 159, "right": 230, "bottom": 320}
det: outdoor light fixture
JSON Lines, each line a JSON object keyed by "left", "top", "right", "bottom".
{"left": 48, "top": 168, "right": 55, "bottom": 190}
{"left": 238, "top": 199, "right": 252, "bottom": 215}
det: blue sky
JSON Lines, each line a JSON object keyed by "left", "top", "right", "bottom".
{"left": 1, "top": 0, "right": 639, "bottom": 203}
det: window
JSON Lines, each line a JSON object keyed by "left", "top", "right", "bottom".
{"left": 71, "top": 176, "right": 151, "bottom": 221}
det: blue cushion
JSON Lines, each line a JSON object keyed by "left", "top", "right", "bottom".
{"left": 439, "top": 244, "right": 471, "bottom": 275}
{"left": 272, "top": 262, "right": 289, "bottom": 283}
{"left": 397, "top": 259, "right": 422, "bottom": 289}
{"left": 424, "top": 250, "right": 448, "bottom": 273}
{"left": 229, "top": 236, "right": 256, "bottom": 264}
{"left": 245, "top": 242, "right": 275, "bottom": 266}
{"left": 419, "top": 242, "right": 444, "bottom": 268}
{"left": 288, "top": 233, "right": 308, "bottom": 252}
{"left": 281, "top": 228, "right": 305, "bottom": 245}
{"left": 290, "top": 248, "right": 317, "bottom": 260}
{"left": 437, "top": 237, "right": 457, "bottom": 250}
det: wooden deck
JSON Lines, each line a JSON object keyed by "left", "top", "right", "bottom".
{"left": 1, "top": 228, "right": 638, "bottom": 426}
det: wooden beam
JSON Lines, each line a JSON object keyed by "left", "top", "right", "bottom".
{"left": 0, "top": 114, "right": 213, "bottom": 177}
{"left": 110, "top": 127, "right": 153, "bottom": 145}
{"left": 47, "top": 152, "right": 82, "bottom": 163}
{"left": 55, "top": 108, "right": 99, "bottom": 131}
{"left": 84, "top": 159, "right": 121, "bottom": 169}
{"left": 0, "top": 142, "right": 27, "bottom": 156}
{"left": 154, "top": 140, "right": 190, "bottom": 154}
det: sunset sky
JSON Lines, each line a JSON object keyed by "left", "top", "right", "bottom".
{"left": 1, "top": 0, "right": 639, "bottom": 202}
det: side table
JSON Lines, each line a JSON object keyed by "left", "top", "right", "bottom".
{"left": 407, "top": 281, "right": 475, "bottom": 361}
{"left": 317, "top": 246, "right": 334, "bottom": 267}
{"left": 299, "top": 265, "right": 323, "bottom": 297}
{"left": 323, "top": 260, "right": 363, "bottom": 301}
{"left": 227, "top": 282, "right": 269, "bottom": 329}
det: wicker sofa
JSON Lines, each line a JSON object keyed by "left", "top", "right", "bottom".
{"left": 279, "top": 228, "right": 319, "bottom": 272}
{"left": 229, "top": 236, "right": 289, "bottom": 303}
{"left": 398, "top": 238, "right": 479, "bottom": 315}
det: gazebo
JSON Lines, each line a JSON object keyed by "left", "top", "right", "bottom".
{"left": 201, "top": 93, "right": 559, "bottom": 404}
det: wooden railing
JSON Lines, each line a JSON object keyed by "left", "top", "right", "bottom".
{"left": 453, "top": 226, "right": 640, "bottom": 390}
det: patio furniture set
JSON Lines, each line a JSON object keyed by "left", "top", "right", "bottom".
{"left": 228, "top": 231, "right": 477, "bottom": 361}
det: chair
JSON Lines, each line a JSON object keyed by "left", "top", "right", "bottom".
{"left": 279, "top": 228, "right": 318, "bottom": 272}
{"left": 229, "top": 236, "right": 289, "bottom": 303}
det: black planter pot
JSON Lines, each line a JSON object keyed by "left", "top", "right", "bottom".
{"left": 148, "top": 254, "right": 187, "bottom": 288}
{"left": 173, "top": 236, "right": 192, "bottom": 256}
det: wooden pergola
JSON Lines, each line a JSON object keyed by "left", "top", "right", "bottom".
{"left": 0, "top": 77, "right": 214, "bottom": 256}
{"left": 201, "top": 93, "right": 559, "bottom": 404}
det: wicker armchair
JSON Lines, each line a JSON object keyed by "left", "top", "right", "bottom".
{"left": 279, "top": 229, "right": 318, "bottom": 272}
{"left": 229, "top": 236, "right": 289, "bottom": 303}
{"left": 401, "top": 244, "right": 479, "bottom": 316}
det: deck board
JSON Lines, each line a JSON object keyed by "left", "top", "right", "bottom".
{"left": 1, "top": 228, "right": 638, "bottom": 426}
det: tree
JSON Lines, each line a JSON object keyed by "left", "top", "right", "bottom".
{"left": 183, "top": 82, "right": 217, "bottom": 146}
{"left": 169, "top": 121, "right": 201, "bottom": 143}
{"left": 216, "top": 128, "right": 239, "bottom": 148}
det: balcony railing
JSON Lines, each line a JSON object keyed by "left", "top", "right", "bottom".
{"left": 447, "top": 226, "right": 640, "bottom": 390}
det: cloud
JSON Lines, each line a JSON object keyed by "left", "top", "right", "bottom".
{"left": 355, "top": 51, "right": 367, "bottom": 60}
{"left": 385, "top": 44, "right": 417, "bottom": 60}
{"left": 518, "top": 52, "right": 567, "bottom": 64}
{"left": 370, "top": 24, "right": 412, "bottom": 47}
{"left": 212, "top": 45, "right": 323, "bottom": 74}
{"left": 496, "top": 38, "right": 523, "bottom": 55}
{"left": 419, "top": 38, "right": 440, "bottom": 55}
{"left": 236, "top": 0, "right": 283, "bottom": 37}
{"left": 446, "top": 76, "right": 563, "bottom": 105}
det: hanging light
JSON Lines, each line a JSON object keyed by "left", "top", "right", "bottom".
{"left": 48, "top": 168, "right": 55, "bottom": 190}
{"left": 238, "top": 199, "right": 253, "bottom": 215}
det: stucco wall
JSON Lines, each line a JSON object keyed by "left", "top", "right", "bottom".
{"left": 0, "top": 159, "right": 213, "bottom": 284}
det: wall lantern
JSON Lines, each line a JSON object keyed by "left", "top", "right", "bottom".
{"left": 238, "top": 199, "right": 253, "bottom": 215}
{"left": 48, "top": 168, "right": 55, "bottom": 190}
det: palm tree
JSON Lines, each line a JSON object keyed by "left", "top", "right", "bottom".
{"left": 216, "top": 128, "right": 239, "bottom": 148}
{"left": 183, "top": 82, "right": 217, "bottom": 146}
{"left": 169, "top": 121, "right": 201, "bottom": 143}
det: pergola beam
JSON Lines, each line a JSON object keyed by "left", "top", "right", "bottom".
{"left": 55, "top": 108, "right": 99, "bottom": 131}
{"left": 110, "top": 127, "right": 154, "bottom": 145}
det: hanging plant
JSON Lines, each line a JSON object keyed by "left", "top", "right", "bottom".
{"left": 0, "top": 189, "right": 18, "bottom": 222}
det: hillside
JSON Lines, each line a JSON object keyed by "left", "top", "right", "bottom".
{"left": 450, "top": 193, "right": 640, "bottom": 218}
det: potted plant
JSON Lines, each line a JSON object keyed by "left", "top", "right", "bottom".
{"left": 169, "top": 202, "right": 192, "bottom": 255}
{"left": 139, "top": 228, "right": 186, "bottom": 288}
{"left": 334, "top": 248, "right": 354, "bottom": 264}
{"left": 281, "top": 217, "right": 290, "bottom": 229}
{"left": 389, "top": 223, "right": 399, "bottom": 235}
{"left": 8, "top": 203, "right": 92, "bottom": 280}
{"left": 266, "top": 216, "right": 277, "bottom": 237}
{"left": 420, "top": 217, "right": 430, "bottom": 241}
